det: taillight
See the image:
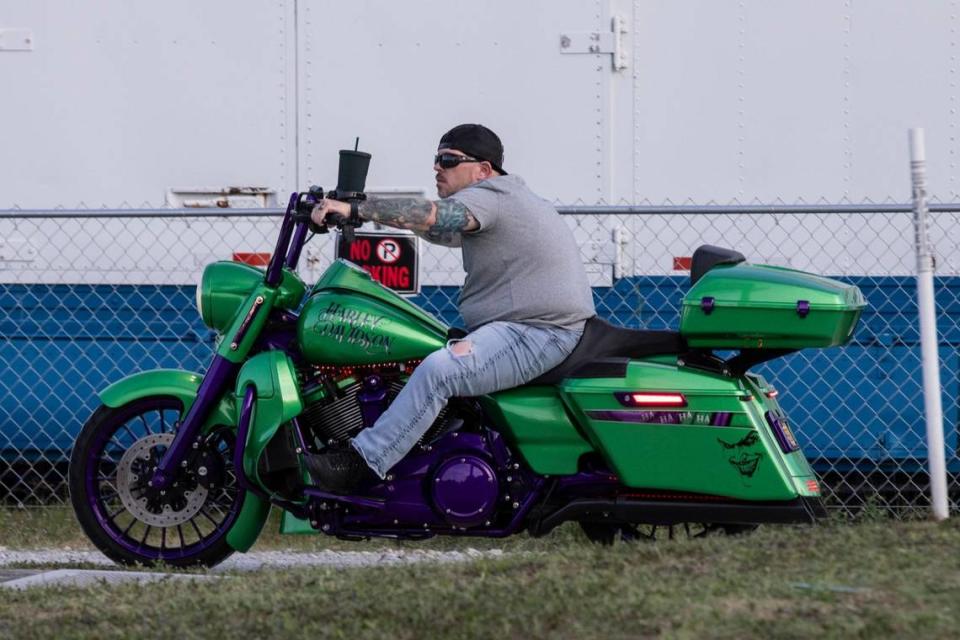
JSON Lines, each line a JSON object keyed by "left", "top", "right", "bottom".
{"left": 765, "top": 388, "right": 779, "bottom": 399}
{"left": 615, "top": 392, "right": 687, "bottom": 408}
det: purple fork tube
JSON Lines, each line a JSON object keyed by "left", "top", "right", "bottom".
{"left": 234, "top": 389, "right": 310, "bottom": 515}
{"left": 289, "top": 417, "right": 309, "bottom": 454}
{"left": 284, "top": 221, "right": 309, "bottom": 270}
{"left": 149, "top": 355, "right": 239, "bottom": 490}
{"left": 234, "top": 385, "right": 258, "bottom": 493}
{"left": 266, "top": 193, "right": 299, "bottom": 286}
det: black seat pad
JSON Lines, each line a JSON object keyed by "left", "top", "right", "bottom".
{"left": 528, "top": 316, "right": 686, "bottom": 385}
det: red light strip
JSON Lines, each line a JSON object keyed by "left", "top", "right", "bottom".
{"left": 630, "top": 393, "right": 686, "bottom": 407}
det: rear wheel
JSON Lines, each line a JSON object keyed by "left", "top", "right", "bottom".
{"left": 579, "top": 521, "right": 758, "bottom": 545}
{"left": 69, "top": 396, "right": 243, "bottom": 568}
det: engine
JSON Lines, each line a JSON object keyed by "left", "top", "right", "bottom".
{"left": 429, "top": 454, "right": 500, "bottom": 528}
{"left": 260, "top": 364, "right": 517, "bottom": 532}
{"left": 297, "top": 366, "right": 458, "bottom": 449}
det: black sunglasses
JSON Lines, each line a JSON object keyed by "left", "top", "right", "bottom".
{"left": 434, "top": 152, "right": 484, "bottom": 169}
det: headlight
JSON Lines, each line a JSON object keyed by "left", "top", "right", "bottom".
{"left": 198, "top": 261, "right": 263, "bottom": 331}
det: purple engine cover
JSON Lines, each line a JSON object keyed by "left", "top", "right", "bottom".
{"left": 429, "top": 455, "right": 499, "bottom": 527}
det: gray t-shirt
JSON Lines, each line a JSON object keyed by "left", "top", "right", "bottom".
{"left": 449, "top": 174, "right": 595, "bottom": 331}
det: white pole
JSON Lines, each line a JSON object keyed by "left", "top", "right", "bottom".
{"left": 909, "top": 128, "right": 949, "bottom": 520}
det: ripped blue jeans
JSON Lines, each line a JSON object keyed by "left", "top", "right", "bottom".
{"left": 351, "top": 321, "right": 583, "bottom": 478}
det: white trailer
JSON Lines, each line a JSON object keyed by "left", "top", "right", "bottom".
{"left": 2, "top": 1, "right": 958, "bottom": 207}
{"left": 2, "top": 1, "right": 959, "bottom": 285}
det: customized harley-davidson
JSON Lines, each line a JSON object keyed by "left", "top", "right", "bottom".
{"left": 69, "top": 149, "right": 866, "bottom": 567}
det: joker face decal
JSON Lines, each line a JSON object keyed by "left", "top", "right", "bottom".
{"left": 718, "top": 432, "right": 763, "bottom": 483}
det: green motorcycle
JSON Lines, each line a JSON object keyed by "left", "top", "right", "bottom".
{"left": 69, "top": 148, "right": 866, "bottom": 567}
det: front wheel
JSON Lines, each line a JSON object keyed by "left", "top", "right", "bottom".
{"left": 69, "top": 396, "right": 244, "bottom": 568}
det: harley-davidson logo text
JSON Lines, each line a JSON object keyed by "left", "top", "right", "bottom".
{"left": 312, "top": 302, "right": 392, "bottom": 353}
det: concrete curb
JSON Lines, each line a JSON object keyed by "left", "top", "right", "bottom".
{"left": 1, "top": 569, "right": 219, "bottom": 591}
{"left": 0, "top": 547, "right": 507, "bottom": 589}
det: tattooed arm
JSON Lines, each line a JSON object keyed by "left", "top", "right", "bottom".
{"left": 312, "top": 196, "right": 479, "bottom": 247}
{"left": 361, "top": 197, "right": 478, "bottom": 247}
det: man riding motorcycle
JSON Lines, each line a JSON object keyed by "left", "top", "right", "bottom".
{"left": 308, "top": 123, "right": 595, "bottom": 492}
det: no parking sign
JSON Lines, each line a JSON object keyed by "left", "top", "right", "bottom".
{"left": 335, "top": 230, "right": 420, "bottom": 294}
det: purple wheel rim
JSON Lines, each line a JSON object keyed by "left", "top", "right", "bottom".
{"left": 84, "top": 397, "right": 243, "bottom": 562}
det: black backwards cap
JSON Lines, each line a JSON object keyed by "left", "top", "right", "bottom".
{"left": 438, "top": 124, "right": 507, "bottom": 175}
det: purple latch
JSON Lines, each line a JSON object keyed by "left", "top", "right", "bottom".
{"left": 700, "top": 296, "right": 716, "bottom": 315}
{"left": 796, "top": 300, "right": 810, "bottom": 318}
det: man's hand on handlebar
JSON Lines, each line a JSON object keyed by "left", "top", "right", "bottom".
{"left": 310, "top": 198, "right": 352, "bottom": 228}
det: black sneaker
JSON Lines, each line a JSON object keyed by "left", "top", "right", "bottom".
{"left": 304, "top": 447, "right": 377, "bottom": 494}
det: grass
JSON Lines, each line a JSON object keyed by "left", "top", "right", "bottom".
{"left": 0, "top": 506, "right": 542, "bottom": 552}
{"left": 1, "top": 508, "right": 960, "bottom": 638}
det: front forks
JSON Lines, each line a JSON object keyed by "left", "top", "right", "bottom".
{"left": 234, "top": 385, "right": 259, "bottom": 494}
{"left": 149, "top": 192, "right": 305, "bottom": 493}
{"left": 149, "top": 355, "right": 239, "bottom": 490}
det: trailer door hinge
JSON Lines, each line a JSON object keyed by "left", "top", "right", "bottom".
{"left": 559, "top": 16, "right": 628, "bottom": 71}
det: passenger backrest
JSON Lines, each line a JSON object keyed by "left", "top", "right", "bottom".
{"left": 690, "top": 245, "right": 746, "bottom": 286}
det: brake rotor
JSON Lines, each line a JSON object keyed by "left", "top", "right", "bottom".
{"left": 116, "top": 433, "right": 208, "bottom": 527}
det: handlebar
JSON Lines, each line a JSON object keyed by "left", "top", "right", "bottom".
{"left": 276, "top": 145, "right": 370, "bottom": 276}
{"left": 325, "top": 212, "right": 357, "bottom": 243}
{"left": 292, "top": 187, "right": 363, "bottom": 243}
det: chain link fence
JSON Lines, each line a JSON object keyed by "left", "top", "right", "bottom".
{"left": 1, "top": 204, "right": 958, "bottom": 516}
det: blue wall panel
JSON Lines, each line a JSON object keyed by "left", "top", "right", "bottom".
{"left": 2, "top": 276, "right": 959, "bottom": 469}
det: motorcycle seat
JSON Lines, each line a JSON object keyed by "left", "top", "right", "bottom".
{"left": 527, "top": 316, "right": 686, "bottom": 385}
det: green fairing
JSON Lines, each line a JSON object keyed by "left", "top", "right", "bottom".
{"left": 216, "top": 285, "right": 280, "bottom": 363}
{"left": 480, "top": 387, "right": 593, "bottom": 475}
{"left": 680, "top": 263, "right": 865, "bottom": 349}
{"left": 199, "top": 261, "right": 305, "bottom": 332}
{"left": 234, "top": 351, "right": 304, "bottom": 493}
{"left": 559, "top": 359, "right": 797, "bottom": 500}
{"left": 226, "top": 492, "right": 272, "bottom": 552}
{"left": 742, "top": 374, "right": 820, "bottom": 494}
{"left": 99, "top": 369, "right": 236, "bottom": 429}
{"left": 299, "top": 261, "right": 447, "bottom": 365}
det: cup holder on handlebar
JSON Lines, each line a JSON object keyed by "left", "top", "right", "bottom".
{"left": 293, "top": 146, "right": 371, "bottom": 243}
{"left": 336, "top": 150, "right": 372, "bottom": 193}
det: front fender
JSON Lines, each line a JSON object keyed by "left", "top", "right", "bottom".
{"left": 235, "top": 351, "right": 304, "bottom": 488}
{"left": 224, "top": 352, "right": 304, "bottom": 552}
{"left": 99, "top": 369, "right": 237, "bottom": 428}
{"left": 99, "top": 368, "right": 271, "bottom": 554}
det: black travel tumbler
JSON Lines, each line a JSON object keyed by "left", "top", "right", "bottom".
{"left": 336, "top": 150, "right": 372, "bottom": 194}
